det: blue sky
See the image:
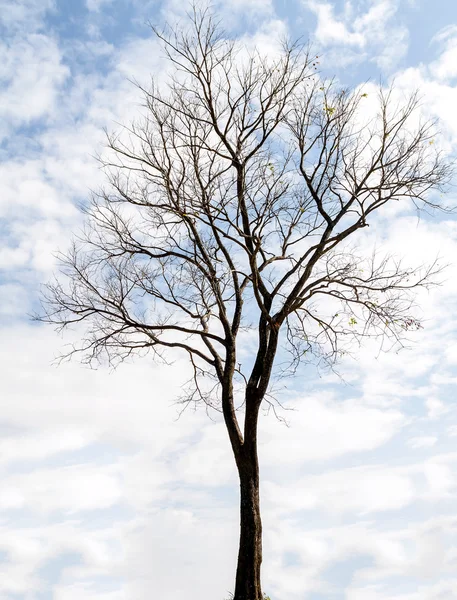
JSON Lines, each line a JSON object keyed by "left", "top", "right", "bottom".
{"left": 2, "top": 0, "right": 457, "bottom": 599}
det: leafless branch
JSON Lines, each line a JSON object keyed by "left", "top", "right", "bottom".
{"left": 37, "top": 7, "right": 453, "bottom": 447}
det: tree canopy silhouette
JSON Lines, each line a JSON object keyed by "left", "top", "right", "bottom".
{"left": 39, "top": 6, "right": 453, "bottom": 599}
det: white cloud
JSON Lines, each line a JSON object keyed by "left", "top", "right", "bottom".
{"left": 0, "top": 325, "right": 203, "bottom": 445}
{"left": 1, "top": 464, "right": 123, "bottom": 514}
{"left": 306, "top": 0, "right": 365, "bottom": 46}
{"left": 264, "top": 465, "right": 416, "bottom": 515}
{"left": 0, "top": 283, "right": 29, "bottom": 317}
{"left": 86, "top": 0, "right": 115, "bottom": 12}
{"left": 171, "top": 422, "right": 238, "bottom": 486}
{"left": 0, "top": 520, "right": 125, "bottom": 596}
{"left": 0, "top": 34, "right": 69, "bottom": 140}
{"left": 1, "top": 2, "right": 457, "bottom": 599}
{"left": 423, "top": 460, "right": 455, "bottom": 499}
{"left": 161, "top": 0, "right": 275, "bottom": 28}
{"left": 426, "top": 397, "right": 450, "bottom": 420}
{"left": 54, "top": 587, "right": 126, "bottom": 600}
{"left": 304, "top": 0, "right": 409, "bottom": 70}
{"left": 429, "top": 25, "right": 457, "bottom": 81}
{"left": 0, "top": 428, "right": 94, "bottom": 467}
{"left": 0, "top": 38, "right": 157, "bottom": 284}
{"left": 408, "top": 436, "right": 437, "bottom": 449}
{"left": 260, "top": 393, "right": 405, "bottom": 464}
{"left": 263, "top": 514, "right": 457, "bottom": 599}
{"left": 0, "top": 0, "right": 55, "bottom": 33}
{"left": 121, "top": 508, "right": 239, "bottom": 600}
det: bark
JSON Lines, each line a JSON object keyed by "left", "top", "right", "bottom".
{"left": 233, "top": 393, "right": 263, "bottom": 600}
{"left": 234, "top": 460, "right": 263, "bottom": 600}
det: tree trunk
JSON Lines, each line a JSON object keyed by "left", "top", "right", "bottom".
{"left": 233, "top": 448, "right": 263, "bottom": 600}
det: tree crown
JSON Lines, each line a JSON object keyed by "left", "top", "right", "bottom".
{"left": 39, "top": 6, "right": 453, "bottom": 420}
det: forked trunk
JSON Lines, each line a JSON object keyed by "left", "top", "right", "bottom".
{"left": 233, "top": 451, "right": 263, "bottom": 600}
{"left": 223, "top": 371, "right": 268, "bottom": 599}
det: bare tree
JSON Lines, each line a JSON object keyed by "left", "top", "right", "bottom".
{"left": 38, "top": 7, "right": 452, "bottom": 600}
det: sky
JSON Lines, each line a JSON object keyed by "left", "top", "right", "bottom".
{"left": 2, "top": 0, "right": 457, "bottom": 599}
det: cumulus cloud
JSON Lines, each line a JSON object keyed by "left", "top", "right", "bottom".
{"left": 1, "top": 1, "right": 457, "bottom": 599}
{"left": 259, "top": 393, "right": 406, "bottom": 464}
{"left": 0, "top": 34, "right": 69, "bottom": 141}
{"left": 304, "top": 0, "right": 409, "bottom": 70}
{"left": 264, "top": 465, "right": 417, "bottom": 516}
{"left": 429, "top": 24, "right": 457, "bottom": 81}
{"left": 0, "top": 0, "right": 55, "bottom": 33}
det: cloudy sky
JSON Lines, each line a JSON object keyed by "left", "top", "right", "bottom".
{"left": 2, "top": 0, "right": 457, "bottom": 599}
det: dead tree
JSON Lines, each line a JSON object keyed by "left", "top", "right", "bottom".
{"left": 38, "top": 7, "right": 452, "bottom": 600}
